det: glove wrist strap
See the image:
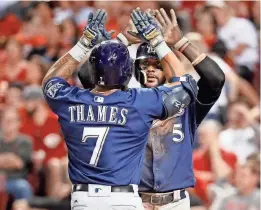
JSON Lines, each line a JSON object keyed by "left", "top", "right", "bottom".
{"left": 117, "top": 33, "right": 130, "bottom": 46}
{"left": 154, "top": 41, "right": 172, "bottom": 60}
{"left": 69, "top": 38, "right": 91, "bottom": 62}
{"left": 150, "top": 34, "right": 164, "bottom": 48}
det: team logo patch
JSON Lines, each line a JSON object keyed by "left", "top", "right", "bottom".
{"left": 94, "top": 96, "right": 104, "bottom": 103}
{"left": 45, "top": 81, "right": 64, "bottom": 98}
{"left": 174, "top": 107, "right": 185, "bottom": 117}
{"left": 95, "top": 188, "right": 102, "bottom": 193}
{"left": 147, "top": 44, "right": 156, "bottom": 53}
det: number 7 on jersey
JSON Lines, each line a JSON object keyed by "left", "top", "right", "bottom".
{"left": 82, "top": 127, "right": 110, "bottom": 166}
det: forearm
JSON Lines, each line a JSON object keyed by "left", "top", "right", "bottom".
{"left": 183, "top": 44, "right": 225, "bottom": 89}
{"left": 182, "top": 43, "right": 202, "bottom": 63}
{"left": 239, "top": 78, "right": 259, "bottom": 106}
{"left": 42, "top": 53, "right": 79, "bottom": 86}
{"left": 0, "top": 154, "right": 24, "bottom": 169}
{"left": 0, "top": 154, "right": 9, "bottom": 168}
{"left": 230, "top": 44, "right": 248, "bottom": 56}
{"left": 225, "top": 71, "right": 239, "bottom": 102}
{"left": 209, "top": 147, "right": 232, "bottom": 179}
{"left": 155, "top": 41, "right": 186, "bottom": 81}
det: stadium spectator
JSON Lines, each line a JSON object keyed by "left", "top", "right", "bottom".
{"left": 71, "top": 1, "right": 94, "bottom": 26}
{"left": 59, "top": 18, "right": 79, "bottom": 50}
{"left": 219, "top": 101, "right": 260, "bottom": 163}
{"left": 193, "top": 120, "right": 237, "bottom": 205}
{"left": 20, "top": 86, "right": 67, "bottom": 198}
{"left": 0, "top": 82, "right": 24, "bottom": 115}
{"left": 0, "top": 108, "right": 33, "bottom": 210}
{"left": 0, "top": 38, "right": 28, "bottom": 84}
{"left": 195, "top": 8, "right": 217, "bottom": 50}
{"left": 25, "top": 62, "right": 44, "bottom": 86}
{"left": 216, "top": 153, "right": 260, "bottom": 210}
{"left": 53, "top": 1, "right": 73, "bottom": 25}
{"left": 207, "top": 1, "right": 258, "bottom": 82}
{"left": 185, "top": 32, "right": 259, "bottom": 123}
{"left": 251, "top": 1, "right": 260, "bottom": 32}
{"left": 27, "top": 24, "right": 62, "bottom": 64}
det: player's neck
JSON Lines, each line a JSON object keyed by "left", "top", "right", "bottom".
{"left": 91, "top": 85, "right": 120, "bottom": 96}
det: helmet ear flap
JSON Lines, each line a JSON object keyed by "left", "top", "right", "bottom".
{"left": 78, "top": 60, "right": 96, "bottom": 89}
{"left": 140, "top": 70, "right": 147, "bottom": 86}
{"left": 134, "top": 64, "right": 147, "bottom": 87}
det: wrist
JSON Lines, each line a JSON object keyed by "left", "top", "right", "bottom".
{"left": 173, "top": 37, "right": 189, "bottom": 51}
{"left": 150, "top": 34, "right": 164, "bottom": 48}
{"left": 154, "top": 40, "right": 172, "bottom": 60}
{"left": 116, "top": 33, "right": 130, "bottom": 46}
{"left": 209, "top": 144, "right": 220, "bottom": 154}
{"left": 68, "top": 38, "right": 91, "bottom": 62}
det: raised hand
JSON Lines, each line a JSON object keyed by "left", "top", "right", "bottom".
{"left": 80, "top": 9, "right": 113, "bottom": 48}
{"left": 128, "top": 8, "right": 161, "bottom": 43}
{"left": 97, "top": 10, "right": 114, "bottom": 40}
{"left": 121, "top": 19, "right": 142, "bottom": 45}
{"left": 154, "top": 8, "right": 183, "bottom": 46}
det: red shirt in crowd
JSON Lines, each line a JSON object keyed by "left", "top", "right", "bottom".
{"left": 0, "top": 53, "right": 28, "bottom": 84}
{"left": 193, "top": 148, "right": 237, "bottom": 205}
{"left": 0, "top": 14, "right": 22, "bottom": 37}
{"left": 20, "top": 109, "right": 67, "bottom": 166}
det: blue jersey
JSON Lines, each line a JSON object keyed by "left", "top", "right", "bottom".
{"left": 139, "top": 102, "right": 197, "bottom": 192}
{"left": 43, "top": 77, "right": 168, "bottom": 186}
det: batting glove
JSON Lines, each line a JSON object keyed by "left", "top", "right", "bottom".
{"left": 128, "top": 8, "right": 164, "bottom": 47}
{"left": 79, "top": 9, "right": 113, "bottom": 49}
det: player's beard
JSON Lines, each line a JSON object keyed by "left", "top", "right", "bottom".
{"left": 145, "top": 77, "right": 160, "bottom": 88}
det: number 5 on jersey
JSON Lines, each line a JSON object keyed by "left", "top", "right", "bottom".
{"left": 82, "top": 127, "right": 110, "bottom": 166}
{"left": 172, "top": 123, "right": 184, "bottom": 142}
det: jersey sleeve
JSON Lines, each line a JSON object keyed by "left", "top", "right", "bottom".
{"left": 43, "top": 77, "right": 79, "bottom": 114}
{"left": 158, "top": 74, "right": 198, "bottom": 119}
{"left": 133, "top": 88, "right": 166, "bottom": 124}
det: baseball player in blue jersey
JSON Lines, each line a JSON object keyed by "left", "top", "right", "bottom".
{"left": 118, "top": 9, "right": 224, "bottom": 210}
{"left": 41, "top": 9, "right": 198, "bottom": 210}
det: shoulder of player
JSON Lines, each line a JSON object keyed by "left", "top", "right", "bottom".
{"left": 121, "top": 88, "right": 163, "bottom": 109}
{"left": 125, "top": 87, "right": 160, "bottom": 97}
{"left": 44, "top": 76, "right": 85, "bottom": 99}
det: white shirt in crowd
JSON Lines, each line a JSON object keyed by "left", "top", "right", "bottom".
{"left": 217, "top": 17, "right": 258, "bottom": 70}
{"left": 219, "top": 127, "right": 258, "bottom": 163}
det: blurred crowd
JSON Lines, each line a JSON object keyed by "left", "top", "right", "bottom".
{"left": 0, "top": 1, "right": 259, "bottom": 210}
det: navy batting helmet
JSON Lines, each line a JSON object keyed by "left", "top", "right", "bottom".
{"left": 136, "top": 42, "right": 158, "bottom": 62}
{"left": 88, "top": 40, "right": 133, "bottom": 88}
{"left": 134, "top": 43, "right": 160, "bottom": 86}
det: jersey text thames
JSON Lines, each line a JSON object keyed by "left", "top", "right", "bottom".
{"left": 68, "top": 104, "right": 128, "bottom": 125}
